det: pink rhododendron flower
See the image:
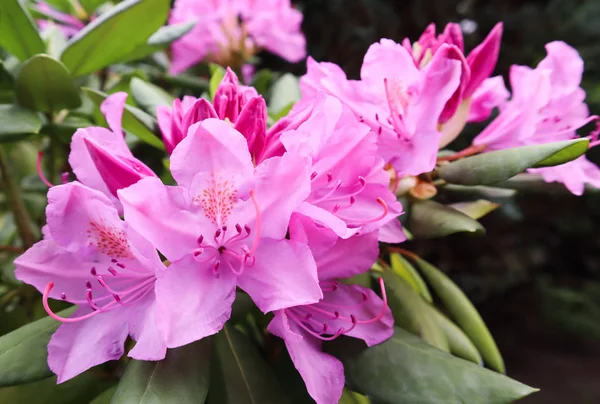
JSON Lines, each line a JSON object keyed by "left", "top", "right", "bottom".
{"left": 467, "top": 76, "right": 510, "bottom": 122}
{"left": 300, "top": 40, "right": 462, "bottom": 176}
{"left": 169, "top": 0, "right": 306, "bottom": 74}
{"left": 69, "top": 92, "right": 157, "bottom": 209}
{"left": 473, "top": 41, "right": 600, "bottom": 195}
{"left": 157, "top": 68, "right": 266, "bottom": 157}
{"left": 119, "top": 118, "right": 322, "bottom": 348}
{"left": 277, "top": 94, "right": 405, "bottom": 242}
{"left": 35, "top": 1, "right": 90, "bottom": 37}
{"left": 14, "top": 182, "right": 166, "bottom": 383}
{"left": 268, "top": 214, "right": 394, "bottom": 404}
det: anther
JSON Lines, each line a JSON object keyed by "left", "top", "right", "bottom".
{"left": 111, "top": 259, "right": 118, "bottom": 263}
{"left": 116, "top": 263, "right": 125, "bottom": 269}
{"left": 235, "top": 224, "right": 242, "bottom": 233}
{"left": 90, "top": 267, "right": 97, "bottom": 276}
{"left": 61, "top": 172, "right": 69, "bottom": 184}
{"left": 311, "top": 171, "right": 318, "bottom": 180}
{"left": 85, "top": 281, "right": 92, "bottom": 289}
{"left": 193, "top": 248, "right": 204, "bottom": 257}
{"left": 244, "top": 225, "right": 251, "bottom": 234}
{"left": 113, "top": 294, "right": 121, "bottom": 303}
{"left": 108, "top": 267, "right": 118, "bottom": 276}
{"left": 327, "top": 172, "right": 333, "bottom": 182}
{"left": 197, "top": 235, "right": 204, "bottom": 245}
{"left": 60, "top": 293, "right": 66, "bottom": 300}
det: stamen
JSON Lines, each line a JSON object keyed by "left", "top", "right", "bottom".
{"left": 90, "top": 267, "right": 97, "bottom": 276}
{"left": 312, "top": 179, "right": 342, "bottom": 204}
{"left": 335, "top": 197, "right": 389, "bottom": 224}
{"left": 108, "top": 267, "right": 118, "bottom": 276}
{"left": 355, "top": 277, "right": 389, "bottom": 325}
{"left": 311, "top": 171, "right": 318, "bottom": 180}
{"left": 116, "top": 263, "right": 125, "bottom": 269}
{"left": 43, "top": 283, "right": 103, "bottom": 323}
{"left": 327, "top": 172, "right": 333, "bottom": 182}
{"left": 36, "top": 152, "right": 54, "bottom": 188}
{"left": 197, "top": 235, "right": 204, "bottom": 245}
{"left": 61, "top": 172, "right": 69, "bottom": 184}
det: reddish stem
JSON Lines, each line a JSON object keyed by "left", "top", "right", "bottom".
{"left": 437, "top": 144, "right": 486, "bottom": 162}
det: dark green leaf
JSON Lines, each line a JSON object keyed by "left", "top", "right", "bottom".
{"left": 327, "top": 327, "right": 538, "bottom": 404}
{"left": 111, "top": 338, "right": 211, "bottom": 404}
{"left": 408, "top": 199, "right": 485, "bottom": 239}
{"left": 82, "top": 87, "right": 164, "bottom": 150}
{"left": 438, "top": 139, "right": 589, "bottom": 186}
{"left": 0, "top": 105, "right": 43, "bottom": 143}
{"left": 130, "top": 77, "right": 174, "bottom": 117}
{"left": 0, "top": 0, "right": 45, "bottom": 61}
{"left": 123, "top": 21, "right": 196, "bottom": 63}
{"left": 0, "top": 307, "right": 75, "bottom": 387}
{"left": 209, "top": 325, "right": 290, "bottom": 404}
{"left": 16, "top": 55, "right": 81, "bottom": 113}
{"left": 60, "top": 0, "right": 171, "bottom": 76}
{"left": 448, "top": 200, "right": 500, "bottom": 220}
{"left": 0, "top": 370, "right": 113, "bottom": 404}
{"left": 389, "top": 253, "right": 432, "bottom": 303}
{"left": 90, "top": 386, "right": 117, "bottom": 404}
{"left": 431, "top": 308, "right": 482, "bottom": 365}
{"left": 413, "top": 257, "right": 505, "bottom": 373}
{"left": 79, "top": 0, "right": 106, "bottom": 15}
{"left": 379, "top": 271, "right": 448, "bottom": 351}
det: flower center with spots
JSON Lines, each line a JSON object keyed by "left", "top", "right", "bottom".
{"left": 87, "top": 220, "right": 132, "bottom": 259}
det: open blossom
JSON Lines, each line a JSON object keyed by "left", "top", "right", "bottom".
{"left": 269, "top": 214, "right": 393, "bottom": 404}
{"left": 69, "top": 92, "right": 157, "bottom": 209}
{"left": 473, "top": 41, "right": 600, "bottom": 195}
{"left": 169, "top": 0, "right": 306, "bottom": 74}
{"left": 157, "top": 68, "right": 266, "bottom": 157}
{"left": 14, "top": 182, "right": 166, "bottom": 383}
{"left": 277, "top": 94, "right": 405, "bottom": 242}
{"left": 119, "top": 118, "right": 322, "bottom": 348}
{"left": 35, "top": 1, "right": 91, "bottom": 37}
{"left": 300, "top": 40, "right": 462, "bottom": 176}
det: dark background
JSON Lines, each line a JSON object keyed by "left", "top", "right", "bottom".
{"left": 266, "top": 0, "right": 600, "bottom": 402}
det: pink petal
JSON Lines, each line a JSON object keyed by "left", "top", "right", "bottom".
{"left": 170, "top": 119, "right": 254, "bottom": 192}
{"left": 100, "top": 92, "right": 129, "bottom": 136}
{"left": 128, "top": 300, "right": 168, "bottom": 360}
{"left": 157, "top": 105, "right": 176, "bottom": 154}
{"left": 442, "top": 23, "right": 464, "bottom": 52}
{"left": 267, "top": 311, "right": 345, "bottom": 404}
{"left": 538, "top": 41, "right": 584, "bottom": 91}
{"left": 360, "top": 39, "right": 420, "bottom": 91}
{"left": 377, "top": 218, "right": 407, "bottom": 244}
{"left": 464, "top": 23, "right": 503, "bottom": 98}
{"left": 467, "top": 76, "right": 510, "bottom": 122}
{"left": 234, "top": 96, "right": 268, "bottom": 159}
{"left": 295, "top": 202, "right": 354, "bottom": 239}
{"left": 237, "top": 238, "right": 321, "bottom": 313}
{"left": 437, "top": 44, "right": 470, "bottom": 123}
{"left": 154, "top": 255, "right": 236, "bottom": 347}
{"left": 48, "top": 306, "right": 130, "bottom": 383}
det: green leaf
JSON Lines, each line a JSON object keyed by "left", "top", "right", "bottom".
{"left": 0, "top": 105, "right": 43, "bottom": 142}
{"left": 0, "top": 0, "right": 45, "bottom": 61}
{"left": 389, "top": 253, "right": 432, "bottom": 303}
{"left": 269, "top": 73, "right": 300, "bottom": 115}
{"left": 327, "top": 327, "right": 538, "bottom": 404}
{"left": 0, "top": 370, "right": 113, "bottom": 404}
{"left": 379, "top": 271, "right": 448, "bottom": 351}
{"left": 413, "top": 257, "right": 505, "bottom": 373}
{"left": 441, "top": 184, "right": 517, "bottom": 203}
{"left": 82, "top": 87, "right": 164, "bottom": 150}
{"left": 0, "top": 307, "right": 75, "bottom": 387}
{"left": 41, "top": 25, "right": 68, "bottom": 59}
{"left": 122, "top": 21, "right": 196, "bottom": 63}
{"left": 130, "top": 77, "right": 174, "bottom": 117}
{"left": 408, "top": 199, "right": 485, "bottom": 239}
{"left": 90, "top": 386, "right": 117, "bottom": 404}
{"left": 431, "top": 308, "right": 482, "bottom": 365}
{"left": 79, "top": 0, "right": 106, "bottom": 15}
{"left": 208, "top": 325, "right": 290, "bottom": 404}
{"left": 340, "top": 389, "right": 371, "bottom": 404}
{"left": 111, "top": 338, "right": 211, "bottom": 404}
{"left": 209, "top": 64, "right": 226, "bottom": 100}
{"left": 448, "top": 200, "right": 500, "bottom": 220}
{"left": 438, "top": 139, "right": 589, "bottom": 186}
{"left": 60, "top": 0, "right": 171, "bottom": 76}
{"left": 16, "top": 55, "right": 81, "bottom": 113}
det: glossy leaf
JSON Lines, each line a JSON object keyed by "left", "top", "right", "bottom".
{"left": 431, "top": 308, "right": 483, "bottom": 365}
{"left": 438, "top": 138, "right": 589, "bottom": 186}
{"left": 389, "top": 253, "right": 432, "bottom": 303}
{"left": 111, "top": 338, "right": 211, "bottom": 404}
{"left": 0, "top": 0, "right": 45, "bottom": 61}
{"left": 89, "top": 386, "right": 117, "bottom": 404}
{"left": 379, "top": 271, "right": 448, "bottom": 351}
{"left": 269, "top": 73, "right": 300, "bottom": 114}
{"left": 209, "top": 64, "right": 226, "bottom": 100}
{"left": 209, "top": 325, "right": 290, "bottom": 404}
{"left": 340, "top": 389, "right": 371, "bottom": 404}
{"left": 60, "top": 0, "right": 170, "bottom": 76}
{"left": 413, "top": 257, "right": 505, "bottom": 373}
{"left": 130, "top": 77, "right": 174, "bottom": 117}
{"left": 327, "top": 327, "right": 538, "bottom": 404}
{"left": 16, "top": 55, "right": 81, "bottom": 113}
{"left": 408, "top": 199, "right": 485, "bottom": 239}
{"left": 82, "top": 87, "right": 164, "bottom": 150}
{"left": 123, "top": 21, "right": 196, "bottom": 63}
{"left": 0, "top": 105, "right": 43, "bottom": 142}
{"left": 449, "top": 200, "right": 500, "bottom": 220}
{"left": 0, "top": 307, "right": 75, "bottom": 387}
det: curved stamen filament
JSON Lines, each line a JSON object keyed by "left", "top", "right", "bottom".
{"left": 286, "top": 309, "right": 346, "bottom": 341}
{"left": 44, "top": 282, "right": 103, "bottom": 323}
{"left": 311, "top": 180, "right": 342, "bottom": 204}
{"left": 335, "top": 197, "right": 389, "bottom": 224}
{"left": 356, "top": 277, "right": 389, "bottom": 325}
{"left": 36, "top": 152, "right": 55, "bottom": 188}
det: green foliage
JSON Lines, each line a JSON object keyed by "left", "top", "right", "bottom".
{"left": 0, "top": 0, "right": 45, "bottom": 61}
{"left": 408, "top": 199, "right": 485, "bottom": 239}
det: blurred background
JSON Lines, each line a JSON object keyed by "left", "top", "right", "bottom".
{"left": 266, "top": 0, "right": 600, "bottom": 402}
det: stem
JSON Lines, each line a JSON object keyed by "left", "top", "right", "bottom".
{"left": 0, "top": 146, "right": 35, "bottom": 248}
{"left": 388, "top": 246, "right": 420, "bottom": 261}
{"left": 437, "top": 144, "right": 486, "bottom": 163}
{"left": 0, "top": 245, "right": 25, "bottom": 253}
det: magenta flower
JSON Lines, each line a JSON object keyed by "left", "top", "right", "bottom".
{"left": 35, "top": 1, "right": 90, "bottom": 38}
{"left": 473, "top": 41, "right": 600, "bottom": 195}
{"left": 69, "top": 92, "right": 157, "bottom": 209}
{"left": 118, "top": 118, "right": 322, "bottom": 348}
{"left": 14, "top": 182, "right": 166, "bottom": 383}
{"left": 268, "top": 214, "right": 393, "bottom": 404}
{"left": 157, "top": 68, "right": 267, "bottom": 157}
{"left": 300, "top": 41, "right": 462, "bottom": 176}
{"left": 168, "top": 0, "right": 306, "bottom": 74}
{"left": 467, "top": 76, "right": 510, "bottom": 123}
{"left": 277, "top": 94, "right": 405, "bottom": 242}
